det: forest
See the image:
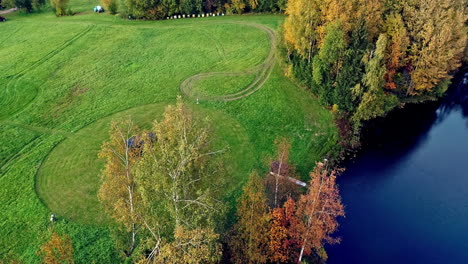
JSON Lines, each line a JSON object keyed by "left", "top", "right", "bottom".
{"left": 283, "top": 0, "right": 467, "bottom": 147}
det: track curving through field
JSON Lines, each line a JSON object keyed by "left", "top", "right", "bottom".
{"left": 180, "top": 22, "right": 276, "bottom": 102}
{"left": 0, "top": 25, "right": 95, "bottom": 119}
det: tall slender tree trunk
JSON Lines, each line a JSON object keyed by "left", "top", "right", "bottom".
{"left": 274, "top": 157, "right": 283, "bottom": 208}
{"left": 127, "top": 185, "right": 136, "bottom": 255}
{"left": 123, "top": 130, "right": 137, "bottom": 256}
{"left": 297, "top": 175, "right": 325, "bottom": 263}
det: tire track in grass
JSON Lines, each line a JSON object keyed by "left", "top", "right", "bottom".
{"left": 0, "top": 121, "right": 71, "bottom": 177}
{"left": 1, "top": 120, "right": 72, "bottom": 136}
{"left": 0, "top": 25, "right": 22, "bottom": 46}
{"left": 1, "top": 25, "right": 96, "bottom": 119}
{"left": 0, "top": 137, "right": 42, "bottom": 177}
{"left": 199, "top": 28, "right": 227, "bottom": 62}
{"left": 180, "top": 22, "right": 277, "bottom": 102}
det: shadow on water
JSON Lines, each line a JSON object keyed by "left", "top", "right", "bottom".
{"left": 327, "top": 67, "right": 468, "bottom": 264}
{"left": 437, "top": 70, "right": 468, "bottom": 126}
{"left": 343, "top": 67, "right": 468, "bottom": 182}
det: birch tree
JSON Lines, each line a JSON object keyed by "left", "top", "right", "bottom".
{"left": 230, "top": 171, "right": 270, "bottom": 264}
{"left": 136, "top": 97, "right": 224, "bottom": 238}
{"left": 154, "top": 226, "right": 222, "bottom": 264}
{"left": 98, "top": 119, "right": 141, "bottom": 256}
{"left": 296, "top": 162, "right": 345, "bottom": 263}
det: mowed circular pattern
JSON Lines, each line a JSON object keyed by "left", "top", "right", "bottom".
{"left": 36, "top": 103, "right": 255, "bottom": 225}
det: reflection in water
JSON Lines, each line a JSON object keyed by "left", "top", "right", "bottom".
{"left": 327, "top": 68, "right": 468, "bottom": 264}
{"left": 438, "top": 71, "right": 468, "bottom": 126}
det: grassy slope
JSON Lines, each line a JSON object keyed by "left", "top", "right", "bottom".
{"left": 0, "top": 3, "right": 337, "bottom": 263}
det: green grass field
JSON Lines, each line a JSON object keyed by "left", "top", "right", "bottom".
{"left": 0, "top": 1, "right": 337, "bottom": 262}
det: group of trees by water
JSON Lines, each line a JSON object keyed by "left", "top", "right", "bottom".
{"left": 36, "top": 99, "right": 344, "bottom": 264}
{"left": 229, "top": 159, "right": 344, "bottom": 264}
{"left": 283, "top": 0, "right": 467, "bottom": 147}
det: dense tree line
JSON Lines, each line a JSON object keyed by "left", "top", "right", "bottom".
{"left": 114, "top": 0, "right": 286, "bottom": 19}
{"left": 2, "top": 0, "right": 45, "bottom": 12}
{"left": 1, "top": 0, "right": 70, "bottom": 15}
{"left": 283, "top": 0, "right": 467, "bottom": 146}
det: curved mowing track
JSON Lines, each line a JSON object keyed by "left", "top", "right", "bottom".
{"left": 180, "top": 22, "right": 276, "bottom": 102}
{"left": 1, "top": 25, "right": 95, "bottom": 119}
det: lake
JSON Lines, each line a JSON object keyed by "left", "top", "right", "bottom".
{"left": 327, "top": 69, "right": 468, "bottom": 264}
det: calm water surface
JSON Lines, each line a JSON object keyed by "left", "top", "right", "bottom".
{"left": 328, "top": 70, "right": 468, "bottom": 264}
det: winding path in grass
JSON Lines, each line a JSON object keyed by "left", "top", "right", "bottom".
{"left": 180, "top": 22, "right": 276, "bottom": 102}
{"left": 33, "top": 22, "right": 275, "bottom": 224}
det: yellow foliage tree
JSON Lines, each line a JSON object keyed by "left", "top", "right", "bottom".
{"left": 38, "top": 232, "right": 74, "bottom": 264}
{"left": 230, "top": 0, "right": 245, "bottom": 14}
{"left": 384, "top": 12, "right": 409, "bottom": 90}
{"left": 230, "top": 171, "right": 270, "bottom": 264}
{"left": 402, "top": 0, "right": 466, "bottom": 94}
{"left": 284, "top": 0, "right": 384, "bottom": 61}
{"left": 283, "top": 0, "right": 321, "bottom": 61}
{"left": 247, "top": 0, "right": 258, "bottom": 10}
{"left": 153, "top": 226, "right": 222, "bottom": 264}
{"left": 98, "top": 119, "right": 141, "bottom": 256}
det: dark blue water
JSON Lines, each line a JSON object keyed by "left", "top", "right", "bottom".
{"left": 328, "top": 70, "right": 468, "bottom": 264}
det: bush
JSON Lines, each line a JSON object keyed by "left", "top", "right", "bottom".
{"left": 50, "top": 0, "right": 69, "bottom": 16}
{"left": 102, "top": 0, "right": 118, "bottom": 14}
{"left": 108, "top": 0, "right": 117, "bottom": 14}
{"left": 31, "top": 0, "right": 45, "bottom": 10}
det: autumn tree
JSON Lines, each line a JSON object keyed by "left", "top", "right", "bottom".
{"left": 135, "top": 97, "right": 224, "bottom": 240}
{"left": 246, "top": 0, "right": 257, "bottom": 10}
{"left": 230, "top": 0, "right": 245, "bottom": 13}
{"left": 268, "top": 198, "right": 301, "bottom": 263}
{"left": 153, "top": 226, "right": 222, "bottom": 264}
{"left": 296, "top": 162, "right": 345, "bottom": 263}
{"left": 268, "top": 207, "right": 288, "bottom": 263}
{"left": 404, "top": 0, "right": 466, "bottom": 94}
{"left": 353, "top": 0, "right": 383, "bottom": 40}
{"left": 230, "top": 171, "right": 270, "bottom": 264}
{"left": 38, "top": 232, "right": 74, "bottom": 264}
{"left": 283, "top": 0, "right": 321, "bottom": 62}
{"left": 383, "top": 13, "right": 409, "bottom": 91}
{"left": 98, "top": 119, "right": 141, "bottom": 256}
{"left": 101, "top": 0, "right": 117, "bottom": 14}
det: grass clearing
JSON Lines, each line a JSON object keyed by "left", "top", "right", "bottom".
{"left": 0, "top": 3, "right": 337, "bottom": 262}
{"left": 37, "top": 103, "right": 255, "bottom": 225}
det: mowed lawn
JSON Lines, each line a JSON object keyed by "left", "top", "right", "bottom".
{"left": 0, "top": 1, "right": 337, "bottom": 262}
